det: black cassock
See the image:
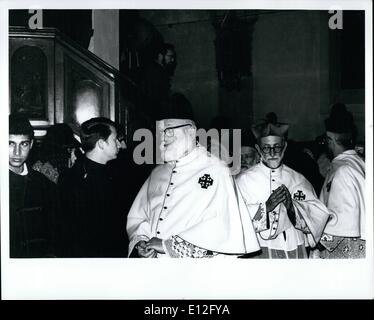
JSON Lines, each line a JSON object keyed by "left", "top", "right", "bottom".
{"left": 57, "top": 157, "right": 128, "bottom": 257}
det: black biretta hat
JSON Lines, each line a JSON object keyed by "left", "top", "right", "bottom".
{"left": 324, "top": 103, "right": 355, "bottom": 134}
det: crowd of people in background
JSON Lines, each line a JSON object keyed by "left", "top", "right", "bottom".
{"left": 5, "top": 37, "right": 366, "bottom": 259}
{"left": 9, "top": 115, "right": 131, "bottom": 257}
{"left": 8, "top": 98, "right": 366, "bottom": 259}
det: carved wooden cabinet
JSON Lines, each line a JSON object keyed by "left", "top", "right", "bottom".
{"left": 9, "top": 27, "right": 123, "bottom": 135}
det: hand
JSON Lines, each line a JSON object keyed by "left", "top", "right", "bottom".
{"left": 282, "top": 185, "right": 296, "bottom": 226}
{"left": 145, "top": 237, "right": 165, "bottom": 254}
{"left": 317, "top": 153, "right": 331, "bottom": 178}
{"left": 136, "top": 240, "right": 157, "bottom": 258}
{"left": 283, "top": 185, "right": 293, "bottom": 211}
{"left": 266, "top": 186, "right": 286, "bottom": 213}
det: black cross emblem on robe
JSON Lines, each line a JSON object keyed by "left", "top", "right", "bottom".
{"left": 198, "top": 174, "right": 214, "bottom": 189}
{"left": 293, "top": 190, "right": 306, "bottom": 200}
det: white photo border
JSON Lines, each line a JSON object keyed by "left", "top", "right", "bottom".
{"left": 1, "top": 0, "right": 373, "bottom": 300}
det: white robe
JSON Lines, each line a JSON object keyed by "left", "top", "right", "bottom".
{"left": 236, "top": 162, "right": 330, "bottom": 252}
{"left": 126, "top": 145, "right": 260, "bottom": 257}
{"left": 319, "top": 150, "right": 365, "bottom": 240}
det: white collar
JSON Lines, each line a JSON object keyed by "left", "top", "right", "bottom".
{"left": 333, "top": 149, "right": 357, "bottom": 162}
{"left": 171, "top": 145, "right": 201, "bottom": 167}
{"left": 10, "top": 163, "right": 28, "bottom": 176}
{"left": 259, "top": 161, "right": 283, "bottom": 174}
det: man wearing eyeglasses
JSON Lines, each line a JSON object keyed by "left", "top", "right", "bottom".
{"left": 126, "top": 118, "right": 260, "bottom": 258}
{"left": 140, "top": 43, "right": 177, "bottom": 122}
{"left": 236, "top": 119, "right": 329, "bottom": 258}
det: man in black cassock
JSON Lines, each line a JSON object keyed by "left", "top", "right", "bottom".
{"left": 57, "top": 117, "right": 128, "bottom": 257}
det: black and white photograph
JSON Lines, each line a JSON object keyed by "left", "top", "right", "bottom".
{"left": 0, "top": 0, "right": 373, "bottom": 302}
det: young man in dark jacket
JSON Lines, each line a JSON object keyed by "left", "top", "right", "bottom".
{"left": 9, "top": 113, "right": 57, "bottom": 258}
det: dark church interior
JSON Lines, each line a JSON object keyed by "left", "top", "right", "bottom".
{"left": 8, "top": 9, "right": 366, "bottom": 260}
{"left": 9, "top": 9, "right": 365, "bottom": 142}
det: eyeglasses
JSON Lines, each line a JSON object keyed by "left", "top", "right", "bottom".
{"left": 324, "top": 135, "right": 334, "bottom": 143}
{"left": 260, "top": 145, "right": 284, "bottom": 154}
{"left": 163, "top": 124, "right": 192, "bottom": 137}
{"left": 317, "top": 135, "right": 326, "bottom": 145}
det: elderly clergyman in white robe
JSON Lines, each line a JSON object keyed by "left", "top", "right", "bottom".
{"left": 126, "top": 118, "right": 260, "bottom": 258}
{"left": 236, "top": 119, "right": 330, "bottom": 258}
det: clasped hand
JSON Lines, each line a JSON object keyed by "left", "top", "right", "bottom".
{"left": 136, "top": 237, "right": 164, "bottom": 258}
{"left": 265, "top": 184, "right": 296, "bottom": 225}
